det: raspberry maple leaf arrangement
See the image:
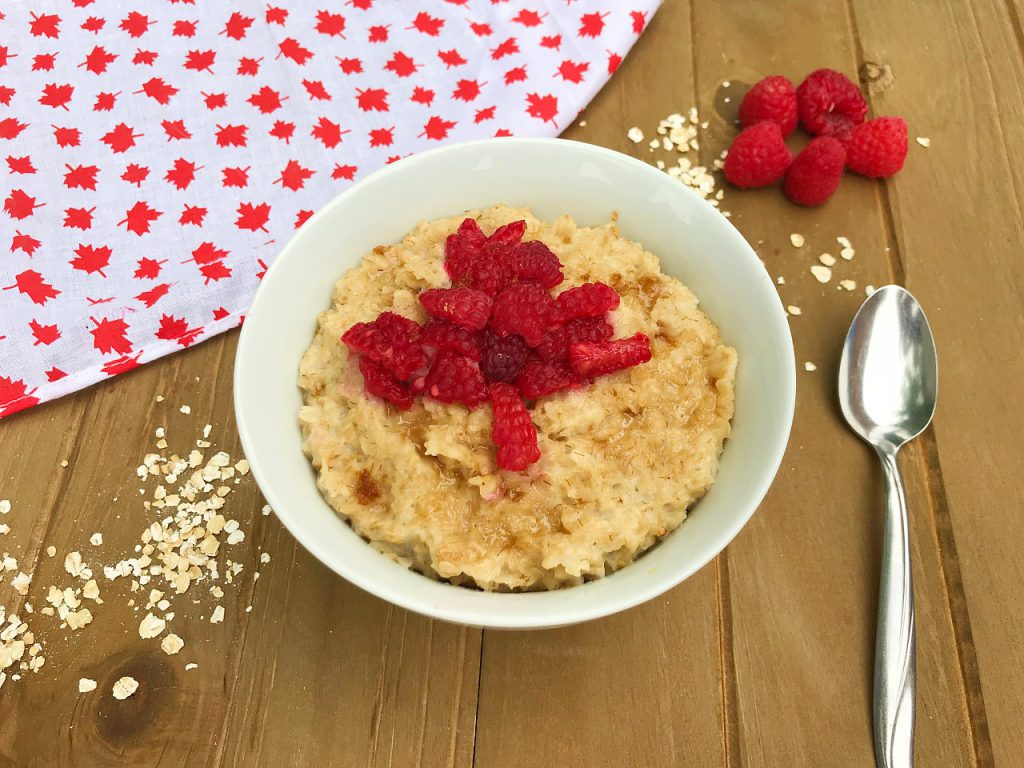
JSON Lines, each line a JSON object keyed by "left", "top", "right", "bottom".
{"left": 342, "top": 219, "right": 652, "bottom": 471}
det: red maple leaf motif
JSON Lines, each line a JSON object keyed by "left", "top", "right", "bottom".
{"left": 215, "top": 124, "right": 248, "bottom": 147}
{"left": 53, "top": 125, "right": 81, "bottom": 147}
{"left": 173, "top": 19, "right": 197, "bottom": 37}
{"left": 63, "top": 206, "right": 96, "bottom": 230}
{"left": 121, "top": 164, "right": 150, "bottom": 186}
{"left": 0, "top": 117, "right": 28, "bottom": 140}
{"left": 29, "top": 319, "right": 60, "bottom": 346}
{"left": 179, "top": 204, "right": 207, "bottom": 226}
{"left": 332, "top": 164, "right": 357, "bottom": 181}
{"left": 237, "top": 57, "right": 262, "bottom": 76}
{"left": 368, "top": 127, "right": 394, "bottom": 147}
{"left": 474, "top": 105, "right": 496, "bottom": 123}
{"left": 409, "top": 11, "right": 444, "bottom": 36}
{"left": 494, "top": 129, "right": 513, "bottom": 138}
{"left": 101, "top": 355, "right": 142, "bottom": 377}
{"left": 4, "top": 269, "right": 61, "bottom": 305}
{"left": 526, "top": 92, "right": 559, "bottom": 124}
{"left": 46, "top": 368, "right": 68, "bottom": 382}
{"left": 86, "top": 296, "right": 114, "bottom": 305}
{"left": 135, "top": 282, "right": 170, "bottom": 308}
{"left": 200, "top": 261, "right": 232, "bottom": 283}
{"left": 248, "top": 86, "right": 284, "bottom": 113}
{"left": 557, "top": 60, "right": 589, "bottom": 84}
{"left": 337, "top": 56, "right": 362, "bottom": 74}
{"left": 607, "top": 52, "right": 622, "bottom": 74}
{"left": 269, "top": 120, "right": 296, "bottom": 142}
{"left": 134, "top": 257, "right": 166, "bottom": 279}
{"left": 12, "top": 231, "right": 42, "bottom": 256}
{"left": 4, "top": 190, "right": 44, "bottom": 220}
{"left": 294, "top": 210, "right": 314, "bottom": 229}
{"left": 118, "top": 201, "right": 163, "bottom": 236}
{"left": 136, "top": 77, "right": 178, "bottom": 105}
{"left": 513, "top": 9, "right": 545, "bottom": 27}
{"left": 202, "top": 92, "right": 227, "bottom": 109}
{"left": 0, "top": 86, "right": 14, "bottom": 106}
{"left": 469, "top": 21, "right": 492, "bottom": 37}
{"left": 348, "top": 0, "right": 374, "bottom": 9}
{"left": 0, "top": 46, "right": 13, "bottom": 67}
{"left": 315, "top": 10, "right": 346, "bottom": 36}
{"left": 504, "top": 66, "right": 527, "bottom": 85}
{"left": 491, "top": 37, "right": 519, "bottom": 60}
{"left": 81, "top": 16, "right": 105, "bottom": 34}
{"left": 29, "top": 12, "right": 62, "bottom": 38}
{"left": 222, "top": 12, "right": 254, "bottom": 40}
{"left": 384, "top": 51, "right": 418, "bottom": 77}
{"left": 266, "top": 6, "right": 288, "bottom": 25}
{"left": 278, "top": 37, "right": 313, "bottom": 65}
{"left": 235, "top": 202, "right": 271, "bottom": 232}
{"left": 33, "top": 54, "right": 57, "bottom": 72}
{"left": 100, "top": 123, "right": 141, "bottom": 153}
{"left": 7, "top": 156, "right": 36, "bottom": 174}
{"left": 81, "top": 45, "right": 117, "bottom": 74}
{"left": 156, "top": 314, "right": 203, "bottom": 346}
{"left": 311, "top": 117, "right": 349, "bottom": 148}
{"left": 70, "top": 243, "right": 112, "bottom": 275}
{"left": 39, "top": 82, "right": 74, "bottom": 110}
{"left": 0, "top": 377, "right": 40, "bottom": 417}
{"left": 410, "top": 86, "right": 434, "bottom": 106}
{"left": 71, "top": 0, "right": 96, "bottom": 7}
{"left": 385, "top": 155, "right": 402, "bottom": 164}
{"left": 188, "top": 241, "right": 228, "bottom": 265}
{"left": 302, "top": 79, "right": 331, "bottom": 101}
{"left": 356, "top": 87, "right": 389, "bottom": 112}
{"left": 184, "top": 49, "right": 216, "bottom": 73}
{"left": 162, "top": 119, "right": 191, "bottom": 141}
{"left": 212, "top": 307, "right": 230, "bottom": 320}
{"left": 132, "top": 49, "right": 158, "bottom": 66}
{"left": 93, "top": 91, "right": 119, "bottom": 111}
{"left": 438, "top": 49, "right": 467, "bottom": 68}
{"left": 90, "top": 316, "right": 133, "bottom": 355}
{"left": 274, "top": 160, "right": 314, "bottom": 191}
{"left": 222, "top": 166, "right": 250, "bottom": 188}
{"left": 578, "top": 11, "right": 607, "bottom": 38}
{"left": 367, "top": 25, "right": 389, "bottom": 43}
{"left": 120, "top": 11, "right": 153, "bottom": 38}
{"left": 540, "top": 34, "right": 561, "bottom": 49}
{"left": 630, "top": 10, "right": 648, "bottom": 34}
{"left": 165, "top": 158, "right": 200, "bottom": 190}
{"left": 64, "top": 164, "right": 99, "bottom": 190}
{"left": 420, "top": 116, "right": 456, "bottom": 141}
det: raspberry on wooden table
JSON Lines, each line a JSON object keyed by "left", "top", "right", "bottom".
{"left": 555, "top": 282, "right": 620, "bottom": 320}
{"left": 358, "top": 356, "right": 413, "bottom": 410}
{"left": 508, "top": 240, "right": 564, "bottom": 288}
{"left": 796, "top": 69, "right": 867, "bottom": 141}
{"left": 489, "top": 383, "right": 541, "bottom": 471}
{"left": 569, "top": 332, "right": 652, "bottom": 378}
{"left": 419, "top": 287, "right": 493, "bottom": 331}
{"left": 490, "top": 283, "right": 564, "bottom": 346}
{"left": 423, "top": 349, "right": 488, "bottom": 407}
{"left": 723, "top": 122, "right": 792, "bottom": 188}
{"left": 444, "top": 218, "right": 486, "bottom": 283}
{"left": 845, "top": 117, "right": 908, "bottom": 178}
{"left": 516, "top": 359, "right": 578, "bottom": 399}
{"left": 739, "top": 75, "right": 798, "bottom": 136}
{"left": 479, "top": 329, "right": 530, "bottom": 383}
{"left": 341, "top": 311, "right": 424, "bottom": 380}
{"left": 421, "top": 320, "right": 482, "bottom": 360}
{"left": 783, "top": 137, "right": 847, "bottom": 206}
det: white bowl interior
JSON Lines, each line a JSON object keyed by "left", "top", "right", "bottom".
{"left": 235, "top": 138, "right": 795, "bottom": 628}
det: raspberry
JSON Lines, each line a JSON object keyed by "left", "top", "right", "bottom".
{"left": 516, "top": 360, "right": 578, "bottom": 399}
{"left": 423, "top": 349, "right": 488, "bottom": 407}
{"left": 487, "top": 219, "right": 526, "bottom": 247}
{"left": 489, "top": 383, "right": 540, "bottom": 471}
{"left": 443, "top": 218, "right": 486, "bottom": 282}
{"left": 739, "top": 75, "right": 798, "bottom": 137}
{"left": 569, "top": 332, "right": 652, "bottom": 378}
{"left": 341, "top": 311, "right": 424, "bottom": 380}
{"left": 419, "top": 287, "right": 492, "bottom": 331}
{"left": 723, "top": 122, "right": 792, "bottom": 188}
{"left": 535, "top": 317, "right": 613, "bottom": 362}
{"left": 796, "top": 69, "right": 867, "bottom": 141}
{"left": 555, "top": 282, "right": 620, "bottom": 320}
{"left": 479, "top": 329, "right": 529, "bottom": 383}
{"left": 466, "top": 255, "right": 514, "bottom": 296}
{"left": 358, "top": 355, "right": 413, "bottom": 410}
{"left": 845, "top": 117, "right": 908, "bottom": 178}
{"left": 783, "top": 137, "right": 847, "bottom": 207}
{"left": 489, "top": 283, "right": 564, "bottom": 346}
{"left": 508, "top": 240, "right": 564, "bottom": 288}
{"left": 421, "top": 320, "right": 482, "bottom": 360}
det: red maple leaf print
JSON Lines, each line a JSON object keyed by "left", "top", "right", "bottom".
{"left": 161, "top": 119, "right": 191, "bottom": 141}
{"left": 189, "top": 241, "right": 228, "bottom": 265}
{"left": 93, "top": 91, "right": 119, "bottom": 111}
{"left": 12, "top": 231, "right": 42, "bottom": 256}
{"left": 266, "top": 6, "right": 288, "bottom": 25}
{"left": 63, "top": 206, "right": 96, "bottom": 230}
{"left": 348, "top": 0, "right": 374, "bottom": 9}
{"left": 70, "top": 243, "right": 112, "bottom": 275}
{"left": 332, "top": 164, "right": 357, "bottom": 180}
{"left": 65, "top": 165, "right": 99, "bottom": 192}
{"left": 607, "top": 51, "right": 622, "bottom": 74}
{"left": 0, "top": 86, "right": 14, "bottom": 106}
{"left": 39, "top": 82, "right": 74, "bottom": 110}
{"left": 4, "top": 190, "right": 44, "bottom": 220}
{"left": 202, "top": 92, "right": 227, "bottom": 109}
{"left": 7, "top": 156, "right": 36, "bottom": 174}
{"left": 294, "top": 210, "right": 314, "bottom": 229}
{"left": 173, "top": 19, "right": 197, "bottom": 37}
{"left": 156, "top": 314, "right": 203, "bottom": 346}
{"left": 165, "top": 158, "right": 200, "bottom": 190}
{"left": 101, "top": 354, "right": 142, "bottom": 377}
{"left": 270, "top": 120, "right": 295, "bottom": 142}
{"left": 311, "top": 117, "right": 349, "bottom": 148}
{"left": 420, "top": 116, "right": 456, "bottom": 141}
{"left": 474, "top": 106, "right": 496, "bottom": 123}
{"left": 90, "top": 316, "right": 133, "bottom": 355}
{"left": 504, "top": 66, "right": 527, "bottom": 85}
{"left": 215, "top": 124, "right": 248, "bottom": 147}
{"left": 631, "top": 10, "right": 648, "bottom": 34}
{"left": 134, "top": 257, "right": 166, "bottom": 279}
{"left": 184, "top": 49, "right": 216, "bottom": 73}
{"left": 368, "top": 127, "right": 394, "bottom": 147}
{"left": 119, "top": 201, "right": 163, "bottom": 236}
{"left": 33, "top": 54, "right": 58, "bottom": 72}
{"left": 278, "top": 37, "right": 313, "bottom": 65}
{"left": 0, "top": 377, "right": 40, "bottom": 418}
{"left": 4, "top": 270, "right": 61, "bottom": 305}
{"left": 235, "top": 202, "right": 271, "bottom": 232}
{"left": 137, "top": 77, "right": 178, "bottom": 105}
{"left": 274, "top": 160, "right": 314, "bottom": 191}
{"left": 222, "top": 12, "right": 254, "bottom": 40}
{"left": 512, "top": 9, "right": 545, "bottom": 27}
{"left": 438, "top": 49, "right": 467, "bottom": 68}
{"left": 248, "top": 86, "right": 284, "bottom": 113}
{"left": 491, "top": 37, "right": 519, "bottom": 60}
{"left": 540, "top": 34, "right": 561, "bottom": 49}
{"left": 81, "top": 16, "right": 105, "bottom": 34}
{"left": 384, "top": 51, "right": 418, "bottom": 77}
{"left": 367, "top": 25, "right": 389, "bottom": 43}
{"left": 29, "top": 12, "right": 62, "bottom": 38}
{"left": 0, "top": 46, "right": 13, "bottom": 67}
{"left": 212, "top": 307, "right": 230, "bottom": 321}
{"left": 337, "top": 56, "right": 362, "bottom": 74}
{"left": 578, "top": 11, "right": 607, "bottom": 38}
{"left": 81, "top": 44, "right": 117, "bottom": 74}
{"left": 120, "top": 11, "right": 153, "bottom": 38}
{"left": 71, "top": 0, "right": 96, "bottom": 7}
{"left": 526, "top": 92, "right": 559, "bottom": 124}
{"left": 237, "top": 57, "right": 261, "bottom": 76}
{"left": 303, "top": 79, "right": 331, "bottom": 101}
{"left": 409, "top": 12, "right": 444, "bottom": 36}
{"left": 469, "top": 21, "right": 492, "bottom": 37}
{"left": 410, "top": 86, "right": 434, "bottom": 106}
{"left": 385, "top": 155, "right": 402, "bottom": 164}
{"left": 557, "top": 60, "right": 589, "bottom": 84}
{"left": 121, "top": 163, "right": 150, "bottom": 186}
{"left": 132, "top": 49, "right": 158, "bottom": 66}
{"left": 494, "top": 129, "right": 512, "bottom": 138}
{"left": 53, "top": 125, "right": 81, "bottom": 147}
{"left": 100, "top": 123, "right": 141, "bottom": 153}
{"left": 85, "top": 297, "right": 114, "bottom": 305}
{"left": 29, "top": 319, "right": 61, "bottom": 346}
{"left": 180, "top": 204, "right": 207, "bottom": 226}
{"left": 222, "top": 166, "right": 250, "bottom": 188}
{"left": 315, "top": 10, "right": 346, "bottom": 36}
{"left": 0, "top": 118, "right": 29, "bottom": 140}
{"left": 46, "top": 368, "right": 68, "bottom": 383}
{"left": 200, "top": 261, "right": 232, "bottom": 283}
{"left": 136, "top": 282, "right": 170, "bottom": 308}
{"left": 356, "top": 87, "right": 389, "bottom": 112}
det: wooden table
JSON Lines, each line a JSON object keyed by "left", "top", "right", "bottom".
{"left": 2, "top": 2, "right": 1021, "bottom": 765}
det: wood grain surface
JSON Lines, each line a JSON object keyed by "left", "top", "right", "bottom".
{"left": 1, "top": 1, "right": 1019, "bottom": 766}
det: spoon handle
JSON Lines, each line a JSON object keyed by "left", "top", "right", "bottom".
{"left": 874, "top": 447, "right": 916, "bottom": 768}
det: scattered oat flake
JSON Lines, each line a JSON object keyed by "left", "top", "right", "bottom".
{"left": 78, "top": 678, "right": 97, "bottom": 693}
{"left": 45, "top": 546, "right": 56, "bottom": 557}
{"left": 259, "top": 552, "right": 270, "bottom": 564}
{"left": 138, "top": 612, "right": 166, "bottom": 639}
{"left": 804, "top": 362, "right": 818, "bottom": 372}
{"left": 0, "top": 524, "right": 9, "bottom": 536}
{"left": 810, "top": 265, "right": 833, "bottom": 283}
{"left": 179, "top": 405, "right": 191, "bottom": 415}
{"left": 210, "top": 605, "right": 225, "bottom": 624}
{"left": 789, "top": 233, "right": 805, "bottom": 248}
{"left": 0, "top": 500, "right": 9, "bottom": 515}
{"left": 12, "top": 572, "right": 31, "bottom": 596}
{"left": 865, "top": 284, "right": 877, "bottom": 296}
{"left": 89, "top": 533, "right": 103, "bottom": 547}
{"left": 776, "top": 276, "right": 786, "bottom": 285}
{"left": 161, "top": 633, "right": 184, "bottom": 655}
{"left": 185, "top": 663, "right": 198, "bottom": 671}
{"left": 818, "top": 253, "right": 837, "bottom": 267}
{"left": 839, "top": 279, "right": 857, "bottom": 291}
{"left": 578, "top": 120, "right": 587, "bottom": 127}
{"left": 261, "top": 505, "right": 272, "bottom": 516}
{"left": 916, "top": 136, "right": 930, "bottom": 147}
{"left": 626, "top": 127, "right": 644, "bottom": 144}
{"left": 82, "top": 580, "right": 100, "bottom": 601}
{"left": 786, "top": 305, "right": 802, "bottom": 316}
{"left": 112, "top": 676, "right": 139, "bottom": 700}
{"left": 60, "top": 460, "right": 69, "bottom": 468}
{"left": 155, "top": 395, "right": 164, "bottom": 402}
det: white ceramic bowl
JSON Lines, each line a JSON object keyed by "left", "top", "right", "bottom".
{"left": 235, "top": 138, "right": 795, "bottom": 629}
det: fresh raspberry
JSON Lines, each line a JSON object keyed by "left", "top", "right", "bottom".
{"left": 516, "top": 360, "right": 578, "bottom": 399}
{"left": 487, "top": 219, "right": 526, "bottom": 247}
{"left": 555, "top": 282, "right": 620, "bottom": 320}
{"left": 723, "top": 122, "right": 792, "bottom": 188}
{"left": 489, "top": 382, "right": 541, "bottom": 471}
{"left": 535, "top": 317, "right": 613, "bottom": 362}
{"left": 444, "top": 218, "right": 486, "bottom": 282}
{"left": 419, "top": 287, "right": 492, "bottom": 331}
{"left": 423, "top": 349, "right": 488, "bottom": 407}
{"left": 466, "top": 255, "right": 514, "bottom": 296}
{"left": 508, "top": 240, "right": 564, "bottom": 288}
{"left": 341, "top": 311, "right": 424, "bottom": 380}
{"left": 796, "top": 69, "right": 867, "bottom": 140}
{"left": 739, "top": 75, "right": 798, "bottom": 137}
{"left": 845, "top": 117, "right": 908, "bottom": 178}
{"left": 479, "top": 329, "right": 529, "bottom": 383}
{"left": 783, "top": 137, "right": 847, "bottom": 207}
{"left": 569, "top": 332, "right": 652, "bottom": 378}
{"left": 421, "top": 320, "right": 482, "bottom": 360}
{"left": 358, "top": 355, "right": 413, "bottom": 410}
{"left": 489, "top": 283, "right": 564, "bottom": 346}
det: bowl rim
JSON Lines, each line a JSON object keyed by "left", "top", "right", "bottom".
{"left": 234, "top": 136, "right": 796, "bottom": 628}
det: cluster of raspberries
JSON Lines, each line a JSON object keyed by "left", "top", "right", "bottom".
{"left": 341, "top": 218, "right": 652, "bottom": 471}
{"left": 723, "top": 69, "right": 909, "bottom": 205}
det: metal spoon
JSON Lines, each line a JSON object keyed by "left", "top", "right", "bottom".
{"left": 839, "top": 285, "right": 937, "bottom": 768}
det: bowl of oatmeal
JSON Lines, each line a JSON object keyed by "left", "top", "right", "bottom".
{"left": 235, "top": 138, "right": 795, "bottom": 628}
